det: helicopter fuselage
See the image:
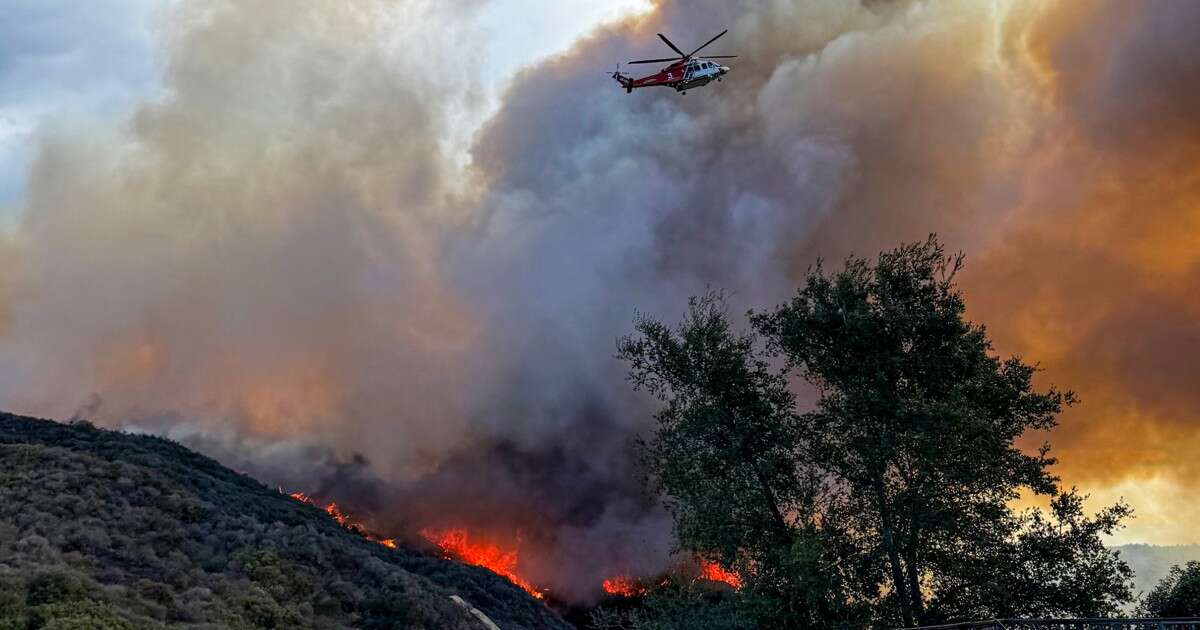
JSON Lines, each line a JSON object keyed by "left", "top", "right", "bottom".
{"left": 614, "top": 58, "right": 730, "bottom": 94}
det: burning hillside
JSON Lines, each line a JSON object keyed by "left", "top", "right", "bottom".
{"left": 423, "top": 528, "right": 545, "bottom": 599}
{"left": 288, "top": 491, "right": 398, "bottom": 548}
{"left": 285, "top": 488, "right": 742, "bottom": 605}
{"left": 285, "top": 490, "right": 550, "bottom": 599}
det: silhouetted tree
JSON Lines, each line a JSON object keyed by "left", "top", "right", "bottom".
{"left": 619, "top": 236, "right": 1133, "bottom": 628}
{"left": 618, "top": 292, "right": 867, "bottom": 629}
{"left": 1141, "top": 561, "right": 1200, "bottom": 618}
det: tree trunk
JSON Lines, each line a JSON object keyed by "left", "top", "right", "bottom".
{"left": 752, "top": 460, "right": 791, "bottom": 540}
{"left": 878, "top": 488, "right": 914, "bottom": 627}
{"left": 905, "top": 521, "right": 925, "bottom": 625}
{"left": 726, "top": 411, "right": 791, "bottom": 541}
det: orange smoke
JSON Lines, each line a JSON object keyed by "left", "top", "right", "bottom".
{"left": 422, "top": 528, "right": 544, "bottom": 599}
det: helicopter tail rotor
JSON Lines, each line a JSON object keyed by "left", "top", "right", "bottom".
{"left": 609, "top": 64, "right": 633, "bottom": 93}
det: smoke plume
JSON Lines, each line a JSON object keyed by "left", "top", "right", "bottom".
{"left": 1, "top": 0, "right": 1198, "bottom": 600}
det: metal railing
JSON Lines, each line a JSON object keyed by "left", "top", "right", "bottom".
{"left": 908, "top": 619, "right": 1200, "bottom": 630}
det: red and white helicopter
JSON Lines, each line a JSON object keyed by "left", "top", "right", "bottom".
{"left": 611, "top": 30, "right": 736, "bottom": 95}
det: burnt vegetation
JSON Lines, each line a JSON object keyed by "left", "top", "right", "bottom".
{"left": 0, "top": 413, "right": 570, "bottom": 629}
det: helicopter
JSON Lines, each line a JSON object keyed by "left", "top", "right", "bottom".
{"left": 611, "top": 29, "right": 736, "bottom": 95}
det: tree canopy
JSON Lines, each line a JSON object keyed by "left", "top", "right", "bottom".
{"left": 617, "top": 236, "right": 1133, "bottom": 628}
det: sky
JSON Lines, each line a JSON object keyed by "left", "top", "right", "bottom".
{"left": 0, "top": 0, "right": 162, "bottom": 218}
{"left": 0, "top": 0, "right": 652, "bottom": 220}
{"left": 0, "top": 0, "right": 1197, "bottom": 600}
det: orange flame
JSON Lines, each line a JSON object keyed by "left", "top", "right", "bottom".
{"left": 697, "top": 559, "right": 742, "bottom": 589}
{"left": 288, "top": 492, "right": 544, "bottom": 599}
{"left": 602, "top": 575, "right": 647, "bottom": 597}
{"left": 323, "top": 502, "right": 351, "bottom": 526}
{"left": 422, "top": 528, "right": 544, "bottom": 599}
{"left": 287, "top": 491, "right": 396, "bottom": 549}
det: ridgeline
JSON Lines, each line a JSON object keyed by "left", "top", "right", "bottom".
{"left": 0, "top": 411, "right": 570, "bottom": 629}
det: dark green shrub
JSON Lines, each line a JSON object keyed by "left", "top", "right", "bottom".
{"left": 1142, "top": 561, "right": 1200, "bottom": 617}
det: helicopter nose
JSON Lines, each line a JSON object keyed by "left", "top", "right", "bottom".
{"left": 720, "top": 66, "right": 731, "bottom": 74}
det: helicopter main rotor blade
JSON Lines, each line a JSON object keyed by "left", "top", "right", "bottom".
{"left": 701, "top": 55, "right": 738, "bottom": 59}
{"left": 689, "top": 29, "right": 728, "bottom": 57}
{"left": 657, "top": 33, "right": 687, "bottom": 58}
{"left": 628, "top": 57, "right": 681, "bottom": 64}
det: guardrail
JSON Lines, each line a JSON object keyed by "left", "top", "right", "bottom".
{"left": 902, "top": 614, "right": 1200, "bottom": 624}
{"left": 907, "top": 620, "right": 1200, "bottom": 630}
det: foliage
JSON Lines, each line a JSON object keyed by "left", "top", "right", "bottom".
{"left": 1141, "top": 561, "right": 1200, "bottom": 618}
{"left": 590, "top": 578, "right": 752, "bottom": 630}
{"left": 616, "top": 292, "right": 868, "bottom": 629}
{"left": 615, "top": 236, "right": 1133, "bottom": 628}
{"left": 0, "top": 412, "right": 569, "bottom": 629}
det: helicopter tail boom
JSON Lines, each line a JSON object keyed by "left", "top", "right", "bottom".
{"left": 611, "top": 69, "right": 634, "bottom": 93}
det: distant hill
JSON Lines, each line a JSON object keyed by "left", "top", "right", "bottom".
{"left": 0, "top": 411, "right": 570, "bottom": 629}
{"left": 1117, "top": 543, "right": 1200, "bottom": 598}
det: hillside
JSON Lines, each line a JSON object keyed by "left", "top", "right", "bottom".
{"left": 1118, "top": 544, "right": 1200, "bottom": 598}
{"left": 0, "top": 411, "right": 571, "bottom": 629}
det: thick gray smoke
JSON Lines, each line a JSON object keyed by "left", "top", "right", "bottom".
{"left": 2, "top": 0, "right": 1199, "bottom": 601}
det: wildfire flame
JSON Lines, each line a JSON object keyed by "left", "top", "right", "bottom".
{"left": 696, "top": 559, "right": 743, "bottom": 590}
{"left": 287, "top": 491, "right": 540, "bottom": 598}
{"left": 287, "top": 491, "right": 396, "bottom": 548}
{"left": 422, "top": 528, "right": 544, "bottom": 599}
{"left": 602, "top": 575, "right": 647, "bottom": 598}
{"left": 324, "top": 501, "right": 351, "bottom": 526}
{"left": 601, "top": 557, "right": 743, "bottom": 599}
{"left": 287, "top": 490, "right": 743, "bottom": 601}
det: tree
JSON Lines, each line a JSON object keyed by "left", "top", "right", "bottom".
{"left": 617, "top": 292, "right": 866, "bottom": 629}
{"left": 921, "top": 489, "right": 1132, "bottom": 622}
{"left": 751, "top": 236, "right": 1132, "bottom": 625}
{"left": 1141, "top": 561, "right": 1200, "bottom": 618}
{"left": 619, "top": 237, "right": 1133, "bottom": 628}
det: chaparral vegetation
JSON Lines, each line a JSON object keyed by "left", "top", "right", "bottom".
{"left": 0, "top": 413, "right": 570, "bottom": 629}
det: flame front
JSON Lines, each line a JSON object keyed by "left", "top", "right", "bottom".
{"left": 288, "top": 491, "right": 396, "bottom": 548}
{"left": 323, "top": 502, "right": 351, "bottom": 527}
{"left": 602, "top": 575, "right": 646, "bottom": 597}
{"left": 289, "top": 489, "right": 740, "bottom": 600}
{"left": 697, "top": 559, "right": 742, "bottom": 589}
{"left": 289, "top": 492, "right": 539, "bottom": 597}
{"left": 422, "top": 528, "right": 544, "bottom": 599}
